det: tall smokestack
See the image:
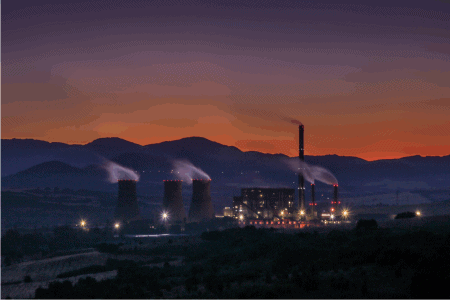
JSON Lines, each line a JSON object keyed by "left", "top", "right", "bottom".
{"left": 115, "top": 180, "right": 141, "bottom": 223}
{"left": 163, "top": 180, "right": 186, "bottom": 224}
{"left": 188, "top": 179, "right": 215, "bottom": 223}
{"left": 311, "top": 183, "right": 316, "bottom": 218}
{"left": 332, "top": 184, "right": 339, "bottom": 212}
{"left": 299, "top": 125, "right": 305, "bottom": 211}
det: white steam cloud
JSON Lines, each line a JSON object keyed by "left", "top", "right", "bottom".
{"left": 172, "top": 160, "right": 210, "bottom": 184}
{"left": 102, "top": 160, "right": 140, "bottom": 183}
{"left": 283, "top": 158, "right": 338, "bottom": 185}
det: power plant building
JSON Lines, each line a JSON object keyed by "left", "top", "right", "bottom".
{"left": 115, "top": 179, "right": 141, "bottom": 223}
{"left": 223, "top": 207, "right": 233, "bottom": 217}
{"left": 232, "top": 188, "right": 295, "bottom": 219}
{"left": 188, "top": 179, "right": 215, "bottom": 223}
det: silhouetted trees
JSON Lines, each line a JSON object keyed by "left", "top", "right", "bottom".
{"left": 355, "top": 219, "right": 378, "bottom": 230}
{"left": 395, "top": 211, "right": 416, "bottom": 219}
{"left": 21, "top": 224, "right": 450, "bottom": 299}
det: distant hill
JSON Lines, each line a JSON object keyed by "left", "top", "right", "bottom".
{"left": 84, "top": 137, "right": 145, "bottom": 157}
{"left": 2, "top": 161, "right": 111, "bottom": 192}
{"left": 16, "top": 161, "right": 83, "bottom": 175}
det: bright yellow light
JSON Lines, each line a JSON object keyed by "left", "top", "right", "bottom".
{"left": 239, "top": 215, "right": 244, "bottom": 220}
{"left": 80, "top": 220, "right": 86, "bottom": 227}
{"left": 330, "top": 214, "right": 335, "bottom": 220}
{"left": 300, "top": 210, "right": 305, "bottom": 215}
{"left": 416, "top": 211, "right": 421, "bottom": 216}
{"left": 162, "top": 212, "right": 169, "bottom": 220}
{"left": 114, "top": 223, "right": 120, "bottom": 229}
{"left": 343, "top": 210, "right": 348, "bottom": 216}
{"left": 281, "top": 211, "right": 284, "bottom": 215}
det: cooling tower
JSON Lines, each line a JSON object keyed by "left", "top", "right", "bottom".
{"left": 188, "top": 179, "right": 215, "bottom": 223}
{"left": 298, "top": 125, "right": 306, "bottom": 211}
{"left": 115, "top": 180, "right": 141, "bottom": 223}
{"left": 163, "top": 180, "right": 186, "bottom": 223}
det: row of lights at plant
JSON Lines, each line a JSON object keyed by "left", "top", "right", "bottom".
{"left": 78, "top": 211, "right": 171, "bottom": 230}
{"left": 79, "top": 219, "right": 121, "bottom": 229}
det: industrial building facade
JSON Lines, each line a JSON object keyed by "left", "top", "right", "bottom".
{"left": 232, "top": 188, "right": 295, "bottom": 220}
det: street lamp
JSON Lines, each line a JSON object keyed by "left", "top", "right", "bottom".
{"left": 416, "top": 211, "right": 421, "bottom": 216}
{"left": 342, "top": 210, "right": 349, "bottom": 219}
{"left": 114, "top": 223, "right": 120, "bottom": 229}
{"left": 80, "top": 220, "right": 86, "bottom": 228}
{"left": 161, "top": 211, "right": 169, "bottom": 232}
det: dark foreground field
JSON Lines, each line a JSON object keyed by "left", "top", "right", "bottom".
{"left": 2, "top": 216, "right": 450, "bottom": 299}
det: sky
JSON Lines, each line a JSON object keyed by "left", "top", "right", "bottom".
{"left": 2, "top": 0, "right": 450, "bottom": 161}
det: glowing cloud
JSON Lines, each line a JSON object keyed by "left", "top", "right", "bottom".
{"left": 172, "top": 160, "right": 210, "bottom": 183}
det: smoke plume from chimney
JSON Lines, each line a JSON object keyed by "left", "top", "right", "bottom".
{"left": 172, "top": 160, "right": 210, "bottom": 184}
{"left": 283, "top": 158, "right": 338, "bottom": 185}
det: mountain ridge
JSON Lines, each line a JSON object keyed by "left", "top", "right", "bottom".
{"left": 4, "top": 137, "right": 449, "bottom": 161}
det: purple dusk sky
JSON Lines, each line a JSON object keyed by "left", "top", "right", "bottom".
{"left": 2, "top": 0, "right": 450, "bottom": 160}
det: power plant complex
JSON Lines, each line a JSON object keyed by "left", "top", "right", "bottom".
{"left": 227, "top": 124, "right": 347, "bottom": 227}
{"left": 113, "top": 122, "right": 346, "bottom": 229}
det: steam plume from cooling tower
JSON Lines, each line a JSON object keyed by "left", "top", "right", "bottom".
{"left": 102, "top": 159, "right": 140, "bottom": 183}
{"left": 172, "top": 160, "right": 210, "bottom": 184}
{"left": 283, "top": 158, "right": 338, "bottom": 185}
